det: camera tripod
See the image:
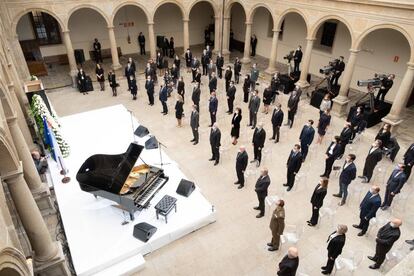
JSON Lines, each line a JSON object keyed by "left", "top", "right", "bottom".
{"left": 355, "top": 87, "right": 378, "bottom": 113}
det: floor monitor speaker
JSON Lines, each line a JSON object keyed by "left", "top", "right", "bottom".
{"left": 134, "top": 125, "right": 149, "bottom": 137}
{"left": 133, "top": 222, "right": 157, "bottom": 242}
{"left": 176, "top": 179, "right": 195, "bottom": 197}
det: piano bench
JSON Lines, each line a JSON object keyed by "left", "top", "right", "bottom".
{"left": 155, "top": 195, "right": 177, "bottom": 224}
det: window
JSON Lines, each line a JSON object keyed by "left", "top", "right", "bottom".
{"left": 30, "top": 12, "right": 61, "bottom": 45}
{"left": 320, "top": 22, "right": 337, "bottom": 47}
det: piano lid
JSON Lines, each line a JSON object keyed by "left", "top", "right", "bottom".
{"left": 76, "top": 142, "right": 144, "bottom": 194}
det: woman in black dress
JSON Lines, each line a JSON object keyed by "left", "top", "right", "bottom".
{"left": 174, "top": 55, "right": 181, "bottom": 77}
{"left": 307, "top": 178, "right": 328, "bottom": 226}
{"left": 129, "top": 75, "right": 137, "bottom": 100}
{"left": 263, "top": 84, "right": 273, "bottom": 114}
{"left": 175, "top": 94, "right": 184, "bottom": 127}
{"left": 317, "top": 109, "right": 331, "bottom": 144}
{"left": 231, "top": 107, "right": 242, "bottom": 145}
{"left": 375, "top": 123, "right": 391, "bottom": 149}
{"left": 95, "top": 64, "right": 105, "bottom": 91}
{"left": 177, "top": 76, "right": 185, "bottom": 103}
{"left": 243, "top": 74, "right": 251, "bottom": 103}
{"left": 107, "top": 70, "right": 117, "bottom": 96}
{"left": 77, "top": 68, "right": 88, "bottom": 95}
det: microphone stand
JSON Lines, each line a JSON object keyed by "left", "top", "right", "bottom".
{"left": 155, "top": 140, "right": 170, "bottom": 169}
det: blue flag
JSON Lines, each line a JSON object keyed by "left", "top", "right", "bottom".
{"left": 42, "top": 116, "right": 53, "bottom": 148}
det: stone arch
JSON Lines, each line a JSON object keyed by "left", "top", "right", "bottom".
{"left": 309, "top": 15, "right": 355, "bottom": 46}
{"left": 187, "top": 0, "right": 218, "bottom": 19}
{"left": 111, "top": 1, "right": 150, "bottom": 25}
{"left": 246, "top": 3, "right": 275, "bottom": 26}
{"left": 66, "top": 4, "right": 111, "bottom": 28}
{"left": 355, "top": 24, "right": 413, "bottom": 61}
{"left": 224, "top": 0, "right": 248, "bottom": 18}
{"left": 0, "top": 247, "right": 31, "bottom": 276}
{"left": 152, "top": 0, "right": 186, "bottom": 21}
{"left": 275, "top": 8, "right": 309, "bottom": 35}
{"left": 12, "top": 8, "right": 65, "bottom": 36}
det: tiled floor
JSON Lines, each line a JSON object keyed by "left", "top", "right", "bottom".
{"left": 46, "top": 50, "right": 414, "bottom": 276}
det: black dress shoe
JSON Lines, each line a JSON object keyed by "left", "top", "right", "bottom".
{"left": 253, "top": 207, "right": 260, "bottom": 210}
{"left": 320, "top": 174, "right": 326, "bottom": 177}
{"left": 287, "top": 187, "right": 292, "bottom": 191}
{"left": 250, "top": 160, "right": 256, "bottom": 163}
{"left": 193, "top": 142, "right": 198, "bottom": 145}
{"left": 321, "top": 266, "right": 327, "bottom": 270}
{"left": 367, "top": 256, "right": 376, "bottom": 261}
{"left": 237, "top": 185, "right": 244, "bottom": 189}
{"left": 282, "top": 183, "right": 289, "bottom": 187}
{"left": 332, "top": 194, "right": 342, "bottom": 198}
{"left": 307, "top": 222, "right": 316, "bottom": 227}
{"left": 214, "top": 161, "right": 219, "bottom": 166}
{"left": 306, "top": 220, "right": 311, "bottom": 223}
{"left": 190, "top": 139, "right": 195, "bottom": 142}
{"left": 352, "top": 224, "right": 361, "bottom": 229}
{"left": 251, "top": 126, "right": 255, "bottom": 129}
{"left": 369, "top": 264, "right": 380, "bottom": 269}
{"left": 208, "top": 158, "right": 215, "bottom": 161}
{"left": 406, "top": 240, "right": 414, "bottom": 245}
{"left": 234, "top": 181, "right": 240, "bottom": 184}
{"left": 256, "top": 214, "right": 264, "bottom": 218}
{"left": 357, "top": 231, "right": 365, "bottom": 236}
{"left": 321, "top": 271, "right": 330, "bottom": 275}
{"left": 269, "top": 138, "right": 275, "bottom": 140}
{"left": 268, "top": 247, "right": 278, "bottom": 252}
{"left": 267, "top": 242, "right": 273, "bottom": 247}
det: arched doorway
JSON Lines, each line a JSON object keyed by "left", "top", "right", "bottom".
{"left": 226, "top": 2, "right": 246, "bottom": 54}
{"left": 188, "top": 1, "right": 215, "bottom": 50}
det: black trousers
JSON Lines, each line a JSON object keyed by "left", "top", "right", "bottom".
{"left": 373, "top": 243, "right": 392, "bottom": 266}
{"left": 404, "top": 164, "right": 412, "bottom": 181}
{"left": 147, "top": 91, "right": 154, "bottom": 104}
{"left": 161, "top": 101, "right": 168, "bottom": 113}
{"left": 111, "top": 87, "right": 117, "bottom": 96}
{"left": 192, "top": 127, "right": 199, "bottom": 142}
{"left": 324, "top": 257, "right": 336, "bottom": 273}
{"left": 236, "top": 168, "right": 244, "bottom": 185}
{"left": 217, "top": 68, "right": 222, "bottom": 78}
{"left": 358, "top": 217, "right": 370, "bottom": 234}
{"left": 235, "top": 72, "right": 240, "bottom": 83}
{"left": 363, "top": 163, "right": 375, "bottom": 182}
{"left": 257, "top": 193, "right": 265, "bottom": 215}
{"left": 94, "top": 51, "right": 103, "bottom": 63}
{"left": 249, "top": 111, "right": 257, "bottom": 127}
{"left": 251, "top": 46, "right": 256, "bottom": 56}
{"left": 192, "top": 70, "right": 196, "bottom": 82}
{"left": 227, "top": 98, "right": 234, "bottom": 113}
{"left": 339, "top": 143, "right": 347, "bottom": 156}
{"left": 287, "top": 169, "right": 296, "bottom": 188}
{"left": 376, "top": 89, "right": 389, "bottom": 102}
{"left": 331, "top": 72, "right": 342, "bottom": 87}
{"left": 169, "top": 48, "right": 175, "bottom": 58}
{"left": 140, "top": 44, "right": 146, "bottom": 55}
{"left": 382, "top": 187, "right": 395, "bottom": 207}
{"left": 272, "top": 125, "right": 280, "bottom": 142}
{"left": 288, "top": 111, "right": 295, "bottom": 128}
{"left": 323, "top": 157, "right": 335, "bottom": 177}
{"left": 301, "top": 143, "right": 309, "bottom": 160}
{"left": 211, "top": 145, "right": 220, "bottom": 161}
{"left": 202, "top": 64, "right": 208, "bottom": 75}
{"left": 243, "top": 90, "right": 249, "bottom": 103}
{"left": 294, "top": 61, "right": 300, "bottom": 73}
{"left": 210, "top": 112, "right": 216, "bottom": 125}
{"left": 253, "top": 145, "right": 262, "bottom": 163}
{"left": 225, "top": 80, "right": 230, "bottom": 92}
{"left": 310, "top": 205, "right": 320, "bottom": 225}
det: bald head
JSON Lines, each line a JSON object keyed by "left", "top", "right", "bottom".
{"left": 239, "top": 146, "right": 246, "bottom": 152}
{"left": 391, "top": 218, "right": 402, "bottom": 227}
{"left": 287, "top": 247, "right": 298, "bottom": 258}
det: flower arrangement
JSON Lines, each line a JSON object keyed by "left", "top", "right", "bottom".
{"left": 30, "top": 94, "right": 70, "bottom": 157}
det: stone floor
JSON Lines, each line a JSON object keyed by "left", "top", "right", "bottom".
{"left": 45, "top": 51, "right": 414, "bottom": 276}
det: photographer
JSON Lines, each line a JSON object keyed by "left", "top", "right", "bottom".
{"left": 376, "top": 74, "right": 395, "bottom": 102}
{"left": 330, "top": 56, "right": 345, "bottom": 87}
{"left": 31, "top": 150, "right": 48, "bottom": 175}
{"left": 293, "top": 45, "right": 302, "bottom": 73}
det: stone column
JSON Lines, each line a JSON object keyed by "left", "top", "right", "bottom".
{"left": 183, "top": 18, "right": 190, "bottom": 53}
{"left": 62, "top": 30, "right": 78, "bottom": 86}
{"left": 7, "top": 63, "right": 30, "bottom": 118}
{"left": 4, "top": 170, "right": 69, "bottom": 275}
{"left": 382, "top": 62, "right": 414, "bottom": 129}
{"left": 241, "top": 22, "right": 252, "bottom": 64}
{"left": 222, "top": 17, "right": 230, "bottom": 55}
{"left": 107, "top": 26, "right": 121, "bottom": 70}
{"left": 147, "top": 21, "right": 156, "bottom": 60}
{"left": 12, "top": 35, "right": 30, "bottom": 80}
{"left": 297, "top": 38, "right": 315, "bottom": 88}
{"left": 213, "top": 16, "right": 220, "bottom": 53}
{"left": 332, "top": 49, "right": 359, "bottom": 116}
{"left": 265, "top": 30, "right": 280, "bottom": 74}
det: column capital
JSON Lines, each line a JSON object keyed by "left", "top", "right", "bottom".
{"left": 245, "top": 21, "right": 252, "bottom": 25}
{"left": 272, "top": 29, "right": 281, "bottom": 33}
{"left": 183, "top": 18, "right": 190, "bottom": 23}
{"left": 349, "top": 48, "right": 361, "bottom": 54}
{"left": 0, "top": 162, "right": 23, "bottom": 181}
{"left": 223, "top": 16, "right": 230, "bottom": 20}
{"left": 62, "top": 29, "right": 70, "bottom": 34}
{"left": 107, "top": 25, "right": 114, "bottom": 30}
{"left": 406, "top": 62, "right": 414, "bottom": 69}
{"left": 147, "top": 21, "right": 154, "bottom": 25}
{"left": 305, "top": 37, "right": 317, "bottom": 42}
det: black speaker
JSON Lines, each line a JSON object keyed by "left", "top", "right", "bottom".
{"left": 134, "top": 125, "right": 149, "bottom": 137}
{"left": 74, "top": 49, "right": 85, "bottom": 64}
{"left": 145, "top": 136, "right": 159, "bottom": 149}
{"left": 133, "top": 222, "right": 157, "bottom": 242}
{"left": 176, "top": 179, "right": 195, "bottom": 197}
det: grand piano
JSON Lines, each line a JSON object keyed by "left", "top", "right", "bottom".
{"left": 76, "top": 142, "right": 169, "bottom": 220}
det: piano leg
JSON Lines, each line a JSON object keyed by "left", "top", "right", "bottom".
{"left": 93, "top": 194, "right": 98, "bottom": 199}
{"left": 130, "top": 213, "right": 135, "bottom": 221}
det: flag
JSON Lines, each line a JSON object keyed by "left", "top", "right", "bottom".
{"left": 42, "top": 116, "right": 53, "bottom": 148}
{"left": 50, "top": 124, "right": 68, "bottom": 175}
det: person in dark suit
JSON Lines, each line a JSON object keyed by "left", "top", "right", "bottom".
{"left": 248, "top": 90, "right": 261, "bottom": 129}
{"left": 145, "top": 76, "right": 154, "bottom": 105}
{"left": 270, "top": 72, "right": 281, "bottom": 104}
{"left": 321, "top": 136, "right": 342, "bottom": 178}
{"left": 190, "top": 105, "right": 199, "bottom": 145}
{"left": 284, "top": 144, "right": 303, "bottom": 191}
{"left": 403, "top": 143, "right": 414, "bottom": 181}
{"left": 171, "top": 63, "right": 179, "bottom": 86}
{"left": 169, "top": 37, "right": 175, "bottom": 58}
{"left": 234, "top": 57, "right": 242, "bottom": 84}
{"left": 195, "top": 68, "right": 202, "bottom": 84}
{"left": 376, "top": 74, "right": 395, "bottom": 102}
{"left": 254, "top": 168, "right": 271, "bottom": 218}
{"left": 95, "top": 63, "right": 105, "bottom": 91}
{"left": 358, "top": 140, "right": 383, "bottom": 183}
{"left": 209, "top": 72, "right": 217, "bottom": 93}
{"left": 270, "top": 104, "right": 284, "bottom": 143}
{"left": 375, "top": 123, "right": 391, "bottom": 149}
{"left": 138, "top": 32, "right": 145, "bottom": 55}
{"left": 263, "top": 84, "right": 273, "bottom": 114}
{"left": 174, "top": 55, "right": 181, "bottom": 73}
{"left": 185, "top": 49, "right": 192, "bottom": 73}
{"left": 268, "top": 200, "right": 285, "bottom": 251}
{"left": 216, "top": 53, "right": 224, "bottom": 79}
{"left": 321, "top": 225, "right": 348, "bottom": 274}
{"left": 277, "top": 247, "right": 299, "bottom": 276}
{"left": 191, "top": 57, "right": 200, "bottom": 82}
{"left": 208, "top": 92, "right": 218, "bottom": 127}
{"left": 128, "top": 57, "right": 136, "bottom": 72}
{"left": 250, "top": 35, "right": 257, "bottom": 56}
{"left": 381, "top": 163, "right": 406, "bottom": 210}
{"left": 286, "top": 86, "right": 301, "bottom": 128}
{"left": 107, "top": 70, "right": 117, "bottom": 96}
{"left": 125, "top": 61, "right": 136, "bottom": 91}
{"left": 207, "top": 59, "right": 216, "bottom": 80}
{"left": 201, "top": 49, "right": 209, "bottom": 76}
{"left": 251, "top": 122, "right": 266, "bottom": 167}
{"left": 231, "top": 108, "right": 242, "bottom": 145}
{"left": 162, "top": 37, "right": 169, "bottom": 57}
{"left": 224, "top": 66, "right": 233, "bottom": 92}
{"left": 308, "top": 178, "right": 328, "bottom": 226}
{"left": 177, "top": 76, "right": 185, "bottom": 103}
{"left": 368, "top": 219, "right": 402, "bottom": 269}
{"left": 250, "top": 63, "right": 259, "bottom": 91}
{"left": 175, "top": 94, "right": 184, "bottom": 127}
{"left": 206, "top": 45, "right": 212, "bottom": 59}
{"left": 77, "top": 68, "right": 88, "bottom": 95}
{"left": 159, "top": 82, "right": 168, "bottom": 115}
{"left": 293, "top": 45, "right": 302, "bottom": 73}
{"left": 330, "top": 56, "right": 345, "bottom": 87}
{"left": 339, "top": 122, "right": 353, "bottom": 157}
{"left": 348, "top": 106, "right": 364, "bottom": 142}
{"left": 353, "top": 185, "right": 381, "bottom": 236}
{"left": 234, "top": 146, "right": 248, "bottom": 189}
{"left": 209, "top": 123, "right": 221, "bottom": 166}
{"left": 129, "top": 76, "right": 138, "bottom": 100}
{"left": 243, "top": 74, "right": 251, "bottom": 103}
{"left": 317, "top": 109, "right": 331, "bottom": 144}
{"left": 299, "top": 120, "right": 315, "bottom": 161}
{"left": 93, "top": 38, "right": 102, "bottom": 63}
{"left": 333, "top": 154, "right": 357, "bottom": 206}
{"left": 191, "top": 82, "right": 201, "bottom": 112}
{"left": 226, "top": 81, "right": 236, "bottom": 114}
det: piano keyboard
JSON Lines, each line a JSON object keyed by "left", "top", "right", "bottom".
{"left": 134, "top": 177, "right": 167, "bottom": 208}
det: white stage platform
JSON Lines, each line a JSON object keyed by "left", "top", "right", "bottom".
{"left": 48, "top": 105, "right": 216, "bottom": 276}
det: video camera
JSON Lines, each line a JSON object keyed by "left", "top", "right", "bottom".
{"left": 283, "top": 51, "right": 294, "bottom": 62}
{"left": 357, "top": 73, "right": 388, "bottom": 88}
{"left": 319, "top": 59, "right": 339, "bottom": 75}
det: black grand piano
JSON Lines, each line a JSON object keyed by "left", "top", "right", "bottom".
{"left": 76, "top": 142, "right": 169, "bottom": 220}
